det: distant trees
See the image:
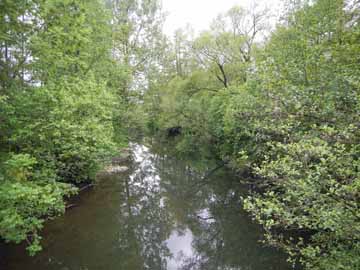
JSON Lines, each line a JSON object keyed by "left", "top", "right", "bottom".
{"left": 1, "top": 0, "right": 359, "bottom": 267}
{"left": 107, "top": 0, "right": 165, "bottom": 94}
{"left": 193, "top": 4, "right": 269, "bottom": 87}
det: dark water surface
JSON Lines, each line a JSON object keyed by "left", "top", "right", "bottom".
{"left": 1, "top": 142, "right": 291, "bottom": 270}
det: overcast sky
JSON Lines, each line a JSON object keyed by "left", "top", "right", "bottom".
{"left": 162, "top": 0, "right": 283, "bottom": 36}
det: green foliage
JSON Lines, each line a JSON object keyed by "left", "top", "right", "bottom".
{"left": 244, "top": 134, "right": 360, "bottom": 269}
{"left": 2, "top": 0, "right": 359, "bottom": 266}
{"left": 0, "top": 0, "right": 128, "bottom": 254}
{"left": 3, "top": 153, "right": 37, "bottom": 182}
{"left": 0, "top": 153, "right": 77, "bottom": 255}
{"left": 144, "top": 0, "right": 360, "bottom": 269}
{"left": 0, "top": 180, "right": 77, "bottom": 256}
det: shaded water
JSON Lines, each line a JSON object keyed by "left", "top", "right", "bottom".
{"left": 1, "top": 142, "right": 291, "bottom": 270}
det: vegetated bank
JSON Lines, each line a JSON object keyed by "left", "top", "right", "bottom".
{"left": 1, "top": 141, "right": 293, "bottom": 270}
{"left": 0, "top": 0, "right": 144, "bottom": 255}
{"left": 1, "top": 1, "right": 359, "bottom": 269}
{"left": 142, "top": 1, "right": 360, "bottom": 269}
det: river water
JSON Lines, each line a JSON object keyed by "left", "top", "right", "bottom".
{"left": 0, "top": 142, "right": 291, "bottom": 270}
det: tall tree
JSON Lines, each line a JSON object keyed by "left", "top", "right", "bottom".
{"left": 193, "top": 4, "right": 269, "bottom": 88}
{"left": 107, "top": 0, "right": 165, "bottom": 96}
{"left": 0, "top": 0, "right": 42, "bottom": 91}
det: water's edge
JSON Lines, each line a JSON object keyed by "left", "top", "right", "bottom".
{"left": 1, "top": 142, "right": 291, "bottom": 270}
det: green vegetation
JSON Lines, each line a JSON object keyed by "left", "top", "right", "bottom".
{"left": 0, "top": 0, "right": 117, "bottom": 255}
{"left": 1, "top": 0, "right": 359, "bottom": 269}
{"left": 0, "top": 0, "right": 163, "bottom": 255}
{"left": 143, "top": 0, "right": 360, "bottom": 269}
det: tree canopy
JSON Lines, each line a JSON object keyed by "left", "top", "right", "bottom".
{"left": 1, "top": 0, "right": 359, "bottom": 269}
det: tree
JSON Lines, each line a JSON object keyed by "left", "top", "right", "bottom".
{"left": 0, "top": 0, "right": 42, "bottom": 91}
{"left": 143, "top": 1, "right": 360, "bottom": 269}
{"left": 0, "top": 0, "right": 125, "bottom": 255}
{"left": 193, "top": 4, "right": 269, "bottom": 88}
{"left": 107, "top": 0, "right": 165, "bottom": 96}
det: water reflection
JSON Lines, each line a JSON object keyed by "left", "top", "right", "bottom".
{"left": 113, "top": 143, "right": 171, "bottom": 270}
{"left": 0, "top": 142, "right": 291, "bottom": 270}
{"left": 166, "top": 229, "right": 193, "bottom": 270}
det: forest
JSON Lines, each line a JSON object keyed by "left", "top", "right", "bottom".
{"left": 0, "top": 0, "right": 359, "bottom": 269}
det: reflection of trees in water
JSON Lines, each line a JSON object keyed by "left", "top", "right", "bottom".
{"left": 1, "top": 143, "right": 290, "bottom": 270}
{"left": 155, "top": 147, "right": 290, "bottom": 270}
{"left": 115, "top": 143, "right": 289, "bottom": 270}
{"left": 183, "top": 199, "right": 288, "bottom": 269}
{"left": 115, "top": 144, "right": 172, "bottom": 270}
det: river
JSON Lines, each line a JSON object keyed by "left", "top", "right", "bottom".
{"left": 0, "top": 142, "right": 291, "bottom": 270}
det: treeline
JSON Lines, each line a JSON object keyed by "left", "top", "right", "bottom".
{"left": 0, "top": 0, "right": 163, "bottom": 255}
{"left": 1, "top": 0, "right": 359, "bottom": 268}
{"left": 143, "top": 0, "right": 360, "bottom": 269}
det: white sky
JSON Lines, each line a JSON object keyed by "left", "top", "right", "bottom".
{"left": 162, "top": 0, "right": 283, "bottom": 36}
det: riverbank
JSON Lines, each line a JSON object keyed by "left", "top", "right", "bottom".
{"left": 1, "top": 141, "right": 291, "bottom": 270}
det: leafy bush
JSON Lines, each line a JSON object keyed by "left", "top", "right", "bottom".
{"left": 0, "top": 154, "right": 77, "bottom": 255}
